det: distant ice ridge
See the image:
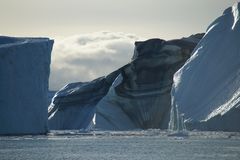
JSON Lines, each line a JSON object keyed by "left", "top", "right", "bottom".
{"left": 0, "top": 36, "right": 53, "bottom": 135}
{"left": 171, "top": 3, "right": 240, "bottom": 131}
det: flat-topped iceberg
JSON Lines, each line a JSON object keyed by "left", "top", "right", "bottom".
{"left": 171, "top": 3, "right": 240, "bottom": 131}
{"left": 0, "top": 36, "right": 53, "bottom": 135}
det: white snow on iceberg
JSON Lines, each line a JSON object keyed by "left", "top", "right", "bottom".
{"left": 0, "top": 36, "right": 53, "bottom": 135}
{"left": 171, "top": 3, "right": 240, "bottom": 131}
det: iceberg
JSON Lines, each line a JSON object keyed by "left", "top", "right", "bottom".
{"left": 49, "top": 34, "right": 203, "bottom": 131}
{"left": 0, "top": 36, "right": 53, "bottom": 135}
{"left": 95, "top": 35, "right": 203, "bottom": 130}
{"left": 48, "top": 69, "right": 120, "bottom": 130}
{"left": 171, "top": 3, "right": 240, "bottom": 131}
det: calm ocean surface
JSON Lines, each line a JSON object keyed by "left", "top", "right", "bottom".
{"left": 0, "top": 130, "right": 240, "bottom": 160}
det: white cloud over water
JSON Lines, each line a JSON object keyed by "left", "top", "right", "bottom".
{"left": 49, "top": 31, "right": 139, "bottom": 90}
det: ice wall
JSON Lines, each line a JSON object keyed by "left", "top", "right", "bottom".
{"left": 0, "top": 36, "right": 53, "bottom": 135}
{"left": 171, "top": 3, "right": 240, "bottom": 131}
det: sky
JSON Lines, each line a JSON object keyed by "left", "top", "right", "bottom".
{"left": 0, "top": 0, "right": 238, "bottom": 90}
{"left": 0, "top": 0, "right": 238, "bottom": 39}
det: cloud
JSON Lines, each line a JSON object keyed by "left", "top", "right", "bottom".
{"left": 49, "top": 31, "right": 140, "bottom": 90}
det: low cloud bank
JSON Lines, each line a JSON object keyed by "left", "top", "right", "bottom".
{"left": 49, "top": 31, "right": 139, "bottom": 90}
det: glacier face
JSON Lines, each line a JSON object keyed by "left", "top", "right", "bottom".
{"left": 171, "top": 3, "right": 240, "bottom": 131}
{"left": 0, "top": 36, "right": 53, "bottom": 135}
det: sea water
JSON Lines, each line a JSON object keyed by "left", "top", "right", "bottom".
{"left": 0, "top": 130, "right": 240, "bottom": 160}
